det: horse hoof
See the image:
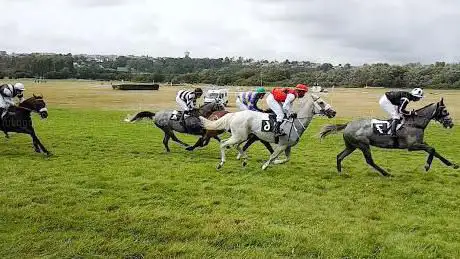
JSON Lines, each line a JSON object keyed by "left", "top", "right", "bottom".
{"left": 217, "top": 163, "right": 223, "bottom": 170}
{"left": 453, "top": 164, "right": 459, "bottom": 169}
{"left": 185, "top": 147, "right": 194, "bottom": 152}
{"left": 236, "top": 154, "right": 241, "bottom": 160}
{"left": 262, "top": 164, "right": 268, "bottom": 170}
{"left": 242, "top": 161, "right": 247, "bottom": 167}
{"left": 424, "top": 164, "right": 431, "bottom": 172}
{"left": 46, "top": 152, "right": 53, "bottom": 157}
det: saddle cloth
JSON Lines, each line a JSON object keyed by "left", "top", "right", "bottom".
{"left": 371, "top": 119, "right": 403, "bottom": 135}
{"left": 260, "top": 113, "right": 290, "bottom": 133}
{"left": 170, "top": 110, "right": 190, "bottom": 121}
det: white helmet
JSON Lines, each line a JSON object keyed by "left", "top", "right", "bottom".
{"left": 411, "top": 88, "right": 423, "bottom": 98}
{"left": 14, "top": 83, "right": 25, "bottom": 91}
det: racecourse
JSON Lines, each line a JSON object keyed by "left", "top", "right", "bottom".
{"left": 1, "top": 79, "right": 459, "bottom": 258}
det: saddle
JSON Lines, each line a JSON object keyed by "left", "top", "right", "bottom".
{"left": 171, "top": 110, "right": 201, "bottom": 133}
{"left": 371, "top": 119, "right": 404, "bottom": 135}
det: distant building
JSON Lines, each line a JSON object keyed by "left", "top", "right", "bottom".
{"left": 184, "top": 51, "right": 190, "bottom": 58}
{"left": 0, "top": 51, "right": 6, "bottom": 56}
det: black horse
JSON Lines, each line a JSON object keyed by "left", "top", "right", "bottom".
{"left": 320, "top": 98, "right": 457, "bottom": 176}
{"left": 0, "top": 95, "right": 51, "bottom": 155}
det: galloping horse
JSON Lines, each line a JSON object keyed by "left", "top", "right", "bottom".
{"left": 0, "top": 95, "right": 51, "bottom": 155}
{"left": 320, "top": 98, "right": 457, "bottom": 176}
{"left": 185, "top": 110, "right": 275, "bottom": 154}
{"left": 127, "top": 102, "right": 225, "bottom": 152}
{"left": 200, "top": 94, "right": 337, "bottom": 169}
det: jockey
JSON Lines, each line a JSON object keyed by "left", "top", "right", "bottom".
{"left": 176, "top": 88, "right": 203, "bottom": 125}
{"left": 379, "top": 87, "right": 423, "bottom": 137}
{"left": 266, "top": 84, "right": 309, "bottom": 136}
{"left": 0, "top": 83, "right": 25, "bottom": 119}
{"left": 236, "top": 87, "right": 266, "bottom": 112}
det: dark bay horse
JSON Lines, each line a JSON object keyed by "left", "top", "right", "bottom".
{"left": 0, "top": 95, "right": 51, "bottom": 155}
{"left": 127, "top": 102, "right": 225, "bottom": 152}
{"left": 320, "top": 98, "right": 457, "bottom": 176}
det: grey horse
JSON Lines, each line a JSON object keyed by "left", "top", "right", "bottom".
{"left": 320, "top": 98, "right": 458, "bottom": 176}
{"left": 127, "top": 102, "right": 225, "bottom": 152}
{"left": 200, "top": 94, "right": 337, "bottom": 169}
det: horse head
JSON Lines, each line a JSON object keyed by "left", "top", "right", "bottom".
{"left": 199, "top": 100, "right": 225, "bottom": 117}
{"left": 434, "top": 98, "right": 453, "bottom": 128}
{"left": 20, "top": 94, "right": 48, "bottom": 119}
{"left": 311, "top": 94, "right": 336, "bottom": 118}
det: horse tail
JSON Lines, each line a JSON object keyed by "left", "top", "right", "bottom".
{"left": 125, "top": 111, "right": 156, "bottom": 123}
{"left": 200, "top": 113, "right": 235, "bottom": 130}
{"left": 319, "top": 123, "right": 348, "bottom": 139}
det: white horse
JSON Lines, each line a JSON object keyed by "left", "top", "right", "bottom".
{"left": 200, "top": 93, "right": 337, "bottom": 169}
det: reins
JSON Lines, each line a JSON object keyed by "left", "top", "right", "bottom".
{"left": 16, "top": 106, "right": 34, "bottom": 113}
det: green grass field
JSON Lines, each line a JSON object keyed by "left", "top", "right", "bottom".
{"left": 1, "top": 108, "right": 459, "bottom": 258}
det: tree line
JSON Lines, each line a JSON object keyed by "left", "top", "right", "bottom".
{"left": 1, "top": 53, "right": 459, "bottom": 88}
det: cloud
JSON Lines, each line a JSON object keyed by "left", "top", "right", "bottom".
{"left": 67, "top": 0, "right": 146, "bottom": 8}
{"left": 253, "top": 0, "right": 460, "bottom": 64}
{"left": 0, "top": 0, "right": 459, "bottom": 64}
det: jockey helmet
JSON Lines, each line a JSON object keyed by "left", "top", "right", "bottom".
{"left": 411, "top": 88, "right": 423, "bottom": 98}
{"left": 295, "top": 84, "right": 308, "bottom": 92}
{"left": 194, "top": 88, "right": 203, "bottom": 96}
{"left": 14, "top": 83, "right": 25, "bottom": 91}
{"left": 255, "top": 87, "right": 266, "bottom": 94}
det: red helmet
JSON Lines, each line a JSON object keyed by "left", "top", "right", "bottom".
{"left": 295, "top": 84, "right": 308, "bottom": 92}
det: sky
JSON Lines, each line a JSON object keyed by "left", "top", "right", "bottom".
{"left": 1, "top": 0, "right": 459, "bottom": 65}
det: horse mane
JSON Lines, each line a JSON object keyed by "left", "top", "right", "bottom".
{"left": 415, "top": 102, "right": 436, "bottom": 112}
{"left": 199, "top": 101, "right": 220, "bottom": 108}
{"left": 403, "top": 101, "right": 439, "bottom": 125}
{"left": 18, "top": 95, "right": 44, "bottom": 111}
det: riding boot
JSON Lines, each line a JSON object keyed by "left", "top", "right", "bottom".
{"left": 391, "top": 118, "right": 400, "bottom": 147}
{"left": 1, "top": 109, "right": 6, "bottom": 120}
{"left": 390, "top": 119, "right": 400, "bottom": 137}
{"left": 274, "top": 121, "right": 283, "bottom": 137}
{"left": 181, "top": 111, "right": 189, "bottom": 132}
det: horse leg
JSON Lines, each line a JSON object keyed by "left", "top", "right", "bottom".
{"left": 235, "top": 144, "right": 248, "bottom": 167}
{"left": 273, "top": 146, "right": 291, "bottom": 165}
{"left": 162, "top": 132, "right": 171, "bottom": 152}
{"left": 217, "top": 136, "right": 246, "bottom": 169}
{"left": 241, "top": 134, "right": 258, "bottom": 152}
{"left": 29, "top": 130, "right": 51, "bottom": 156}
{"left": 261, "top": 140, "right": 274, "bottom": 154}
{"left": 212, "top": 136, "right": 221, "bottom": 143}
{"left": 202, "top": 136, "right": 212, "bottom": 146}
{"left": 33, "top": 138, "right": 41, "bottom": 153}
{"left": 408, "top": 143, "right": 458, "bottom": 171}
{"left": 237, "top": 134, "right": 271, "bottom": 160}
{"left": 359, "top": 144, "right": 390, "bottom": 177}
{"left": 336, "top": 147, "right": 356, "bottom": 174}
{"left": 186, "top": 137, "right": 203, "bottom": 151}
{"left": 262, "top": 145, "right": 288, "bottom": 170}
{"left": 241, "top": 134, "right": 274, "bottom": 156}
{"left": 168, "top": 131, "right": 190, "bottom": 148}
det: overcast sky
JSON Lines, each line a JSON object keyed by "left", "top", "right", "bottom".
{"left": 1, "top": 0, "right": 459, "bottom": 65}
